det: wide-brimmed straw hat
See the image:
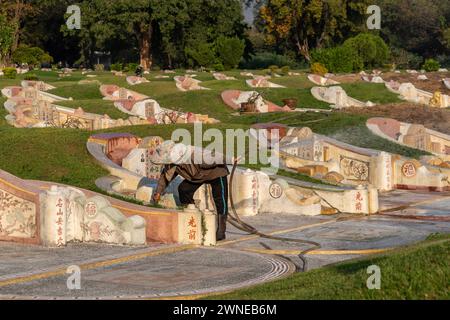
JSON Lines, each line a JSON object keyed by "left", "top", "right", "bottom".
{"left": 150, "top": 140, "right": 191, "bottom": 164}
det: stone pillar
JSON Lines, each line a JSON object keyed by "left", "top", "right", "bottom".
{"left": 373, "top": 152, "right": 394, "bottom": 191}
{"left": 202, "top": 209, "right": 217, "bottom": 246}
{"left": 177, "top": 204, "right": 202, "bottom": 245}
{"left": 231, "top": 169, "right": 259, "bottom": 216}
{"left": 41, "top": 185, "right": 67, "bottom": 247}
{"left": 351, "top": 185, "right": 369, "bottom": 214}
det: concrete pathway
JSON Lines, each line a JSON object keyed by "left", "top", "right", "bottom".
{"left": 0, "top": 190, "right": 449, "bottom": 299}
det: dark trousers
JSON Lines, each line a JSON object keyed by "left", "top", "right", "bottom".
{"left": 178, "top": 176, "right": 228, "bottom": 216}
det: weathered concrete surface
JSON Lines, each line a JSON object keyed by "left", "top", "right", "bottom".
{"left": 0, "top": 245, "right": 293, "bottom": 299}
{"left": 0, "top": 189, "right": 449, "bottom": 299}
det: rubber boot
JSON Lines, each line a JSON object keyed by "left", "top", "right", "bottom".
{"left": 216, "top": 215, "right": 227, "bottom": 241}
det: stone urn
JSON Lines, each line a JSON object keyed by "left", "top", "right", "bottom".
{"left": 282, "top": 98, "right": 298, "bottom": 110}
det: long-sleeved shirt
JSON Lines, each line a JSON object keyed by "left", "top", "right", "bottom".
{"left": 155, "top": 147, "right": 232, "bottom": 194}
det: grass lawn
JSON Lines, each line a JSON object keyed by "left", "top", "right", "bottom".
{"left": 340, "top": 83, "right": 402, "bottom": 104}
{"left": 209, "top": 233, "right": 450, "bottom": 300}
{"left": 57, "top": 99, "right": 126, "bottom": 119}
{"left": 0, "top": 70, "right": 427, "bottom": 193}
{"left": 269, "top": 74, "right": 315, "bottom": 89}
{"left": 49, "top": 83, "right": 103, "bottom": 100}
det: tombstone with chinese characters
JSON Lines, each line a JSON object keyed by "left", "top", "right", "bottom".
{"left": 178, "top": 204, "right": 204, "bottom": 245}
{"left": 41, "top": 186, "right": 146, "bottom": 247}
{"left": 231, "top": 168, "right": 322, "bottom": 216}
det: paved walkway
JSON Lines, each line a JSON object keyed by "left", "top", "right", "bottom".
{"left": 0, "top": 190, "right": 449, "bottom": 299}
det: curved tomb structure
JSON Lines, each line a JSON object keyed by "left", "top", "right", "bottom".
{"left": 246, "top": 76, "right": 285, "bottom": 88}
{"left": 21, "top": 80, "right": 55, "bottom": 91}
{"left": 361, "top": 75, "right": 384, "bottom": 83}
{"left": 87, "top": 134, "right": 350, "bottom": 217}
{"left": 311, "top": 86, "right": 373, "bottom": 108}
{"left": 385, "top": 81, "right": 450, "bottom": 108}
{"left": 255, "top": 124, "right": 450, "bottom": 192}
{"left": 0, "top": 168, "right": 219, "bottom": 246}
{"left": 126, "top": 76, "right": 150, "bottom": 85}
{"left": 443, "top": 78, "right": 450, "bottom": 90}
{"left": 307, "top": 74, "right": 340, "bottom": 86}
{"left": 99, "top": 84, "right": 218, "bottom": 124}
{"left": 249, "top": 125, "right": 379, "bottom": 214}
{"left": 2, "top": 84, "right": 152, "bottom": 130}
{"left": 4, "top": 98, "right": 150, "bottom": 129}
{"left": 0, "top": 169, "right": 147, "bottom": 247}
{"left": 2, "top": 86, "right": 70, "bottom": 103}
{"left": 174, "top": 75, "right": 209, "bottom": 91}
{"left": 100, "top": 84, "right": 148, "bottom": 101}
{"left": 221, "top": 90, "right": 292, "bottom": 113}
{"left": 213, "top": 73, "right": 237, "bottom": 81}
{"left": 367, "top": 117, "right": 450, "bottom": 161}
{"left": 114, "top": 98, "right": 218, "bottom": 124}
{"left": 154, "top": 75, "right": 170, "bottom": 79}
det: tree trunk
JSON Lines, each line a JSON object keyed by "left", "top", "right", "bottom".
{"left": 167, "top": 53, "right": 172, "bottom": 69}
{"left": 139, "top": 24, "right": 153, "bottom": 71}
{"left": 11, "top": 0, "right": 23, "bottom": 53}
{"left": 296, "top": 38, "right": 311, "bottom": 62}
{"left": 293, "top": 18, "right": 311, "bottom": 62}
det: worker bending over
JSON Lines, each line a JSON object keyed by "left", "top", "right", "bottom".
{"left": 151, "top": 141, "right": 235, "bottom": 241}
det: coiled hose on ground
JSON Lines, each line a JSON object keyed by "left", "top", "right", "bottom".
{"left": 226, "top": 160, "right": 322, "bottom": 272}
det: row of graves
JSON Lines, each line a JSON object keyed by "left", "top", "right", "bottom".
{"left": 308, "top": 69, "right": 450, "bottom": 109}
{"left": 173, "top": 73, "right": 287, "bottom": 93}
{"left": 1, "top": 81, "right": 150, "bottom": 129}
{"left": 86, "top": 132, "right": 380, "bottom": 219}
{"left": 265, "top": 123, "right": 450, "bottom": 192}
{"left": 0, "top": 163, "right": 218, "bottom": 247}
{"left": 0, "top": 80, "right": 219, "bottom": 129}
{"left": 0, "top": 168, "right": 149, "bottom": 247}
{"left": 99, "top": 84, "right": 218, "bottom": 124}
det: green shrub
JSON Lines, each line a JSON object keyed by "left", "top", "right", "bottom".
{"left": 311, "top": 46, "right": 361, "bottom": 73}
{"left": 24, "top": 73, "right": 39, "bottom": 81}
{"left": 390, "top": 47, "right": 424, "bottom": 69}
{"left": 215, "top": 36, "right": 245, "bottom": 70}
{"left": 268, "top": 65, "right": 279, "bottom": 74}
{"left": 280, "top": 66, "right": 290, "bottom": 75}
{"left": 310, "top": 33, "right": 389, "bottom": 73}
{"left": 213, "top": 62, "right": 225, "bottom": 72}
{"left": 2, "top": 67, "right": 17, "bottom": 79}
{"left": 343, "top": 33, "right": 389, "bottom": 69}
{"left": 422, "top": 59, "right": 440, "bottom": 72}
{"left": 185, "top": 42, "right": 216, "bottom": 67}
{"left": 110, "top": 62, "right": 123, "bottom": 71}
{"left": 12, "top": 45, "right": 53, "bottom": 67}
{"left": 310, "top": 62, "right": 328, "bottom": 76}
{"left": 241, "top": 52, "right": 302, "bottom": 69}
{"left": 123, "top": 63, "right": 139, "bottom": 72}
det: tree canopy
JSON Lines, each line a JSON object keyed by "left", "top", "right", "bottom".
{"left": 0, "top": 0, "right": 449, "bottom": 69}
